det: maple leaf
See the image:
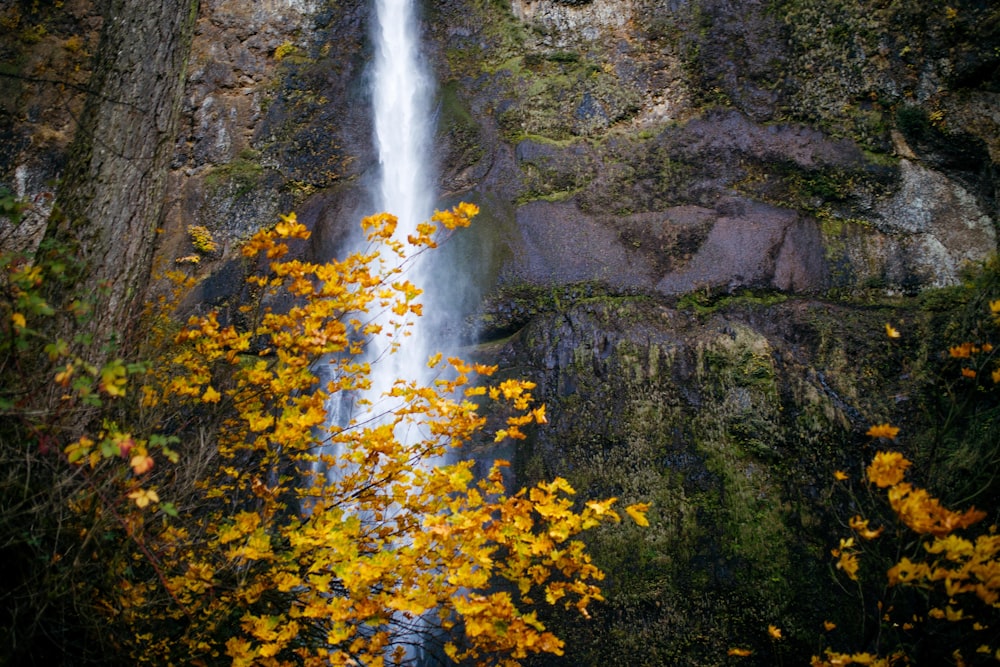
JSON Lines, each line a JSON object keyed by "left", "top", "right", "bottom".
{"left": 130, "top": 454, "right": 154, "bottom": 475}
{"left": 866, "top": 450, "right": 909, "bottom": 487}
{"left": 625, "top": 503, "right": 651, "bottom": 527}
{"left": 127, "top": 487, "right": 159, "bottom": 508}
{"left": 865, "top": 423, "right": 900, "bottom": 440}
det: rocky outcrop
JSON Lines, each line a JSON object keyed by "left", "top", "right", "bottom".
{"left": 475, "top": 289, "right": 980, "bottom": 665}
{"left": 433, "top": 0, "right": 998, "bottom": 297}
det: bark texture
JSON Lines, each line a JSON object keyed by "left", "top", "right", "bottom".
{"left": 48, "top": 0, "right": 199, "bottom": 358}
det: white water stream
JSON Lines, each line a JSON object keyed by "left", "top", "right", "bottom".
{"left": 367, "top": 0, "right": 438, "bottom": 402}
{"left": 326, "top": 1, "right": 443, "bottom": 662}
{"left": 324, "top": 0, "right": 441, "bottom": 431}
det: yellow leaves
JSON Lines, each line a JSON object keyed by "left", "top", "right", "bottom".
{"left": 849, "top": 515, "right": 884, "bottom": 540}
{"left": 71, "top": 203, "right": 641, "bottom": 666}
{"left": 274, "top": 212, "right": 309, "bottom": 239}
{"left": 830, "top": 447, "right": 1000, "bottom": 663}
{"left": 888, "top": 482, "right": 986, "bottom": 536}
{"left": 924, "top": 533, "right": 975, "bottom": 560}
{"left": 834, "top": 469, "right": 849, "bottom": 481}
{"left": 431, "top": 202, "right": 479, "bottom": 231}
{"left": 625, "top": 503, "right": 651, "bottom": 527}
{"left": 489, "top": 379, "right": 546, "bottom": 442}
{"left": 949, "top": 342, "right": 977, "bottom": 358}
{"left": 218, "top": 511, "right": 262, "bottom": 545}
{"left": 10, "top": 311, "right": 26, "bottom": 330}
{"left": 130, "top": 454, "right": 154, "bottom": 475}
{"left": 866, "top": 450, "right": 910, "bottom": 488}
{"left": 54, "top": 363, "right": 75, "bottom": 386}
{"left": 818, "top": 302, "right": 1000, "bottom": 667}
{"left": 65, "top": 436, "right": 94, "bottom": 465}
{"left": 361, "top": 211, "right": 397, "bottom": 240}
{"left": 832, "top": 537, "right": 860, "bottom": 581}
{"left": 865, "top": 423, "right": 900, "bottom": 440}
{"left": 450, "top": 591, "right": 566, "bottom": 661}
{"left": 812, "top": 649, "right": 898, "bottom": 666}
{"left": 886, "top": 556, "right": 931, "bottom": 586}
{"left": 127, "top": 487, "right": 159, "bottom": 508}
{"left": 490, "top": 378, "right": 537, "bottom": 407}
{"left": 928, "top": 606, "right": 966, "bottom": 622}
{"left": 99, "top": 359, "right": 128, "bottom": 397}
{"left": 455, "top": 200, "right": 480, "bottom": 221}
{"left": 225, "top": 636, "right": 256, "bottom": 667}
{"left": 885, "top": 323, "right": 900, "bottom": 338}
{"left": 226, "top": 528, "right": 273, "bottom": 561}
{"left": 728, "top": 647, "right": 753, "bottom": 657}
{"left": 584, "top": 497, "right": 619, "bottom": 520}
{"left": 768, "top": 624, "right": 783, "bottom": 640}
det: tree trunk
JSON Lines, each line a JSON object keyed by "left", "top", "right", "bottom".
{"left": 46, "top": 0, "right": 199, "bottom": 362}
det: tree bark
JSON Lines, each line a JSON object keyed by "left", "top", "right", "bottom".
{"left": 46, "top": 0, "right": 199, "bottom": 362}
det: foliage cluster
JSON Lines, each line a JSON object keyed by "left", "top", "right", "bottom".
{"left": 0, "top": 203, "right": 647, "bottom": 665}
{"left": 814, "top": 300, "right": 1000, "bottom": 666}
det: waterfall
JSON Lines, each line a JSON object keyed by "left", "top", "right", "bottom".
{"left": 368, "top": 0, "right": 438, "bottom": 401}
{"left": 329, "top": 1, "right": 442, "bottom": 662}
{"left": 373, "top": 0, "right": 434, "bottom": 238}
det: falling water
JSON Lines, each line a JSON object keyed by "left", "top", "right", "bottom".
{"left": 323, "top": 0, "right": 441, "bottom": 436}
{"left": 342, "top": 1, "right": 441, "bottom": 662}
{"left": 367, "top": 0, "right": 438, "bottom": 398}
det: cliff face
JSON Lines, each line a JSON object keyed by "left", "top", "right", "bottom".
{"left": 426, "top": 0, "right": 998, "bottom": 296}
{"left": 4, "top": 0, "right": 996, "bottom": 293}
{"left": 2, "top": 0, "right": 999, "bottom": 663}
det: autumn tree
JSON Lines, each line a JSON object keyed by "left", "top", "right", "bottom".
{"left": 2, "top": 202, "right": 647, "bottom": 665}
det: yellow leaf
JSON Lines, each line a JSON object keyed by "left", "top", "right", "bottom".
{"left": 885, "top": 323, "right": 900, "bottom": 338}
{"left": 130, "top": 454, "right": 154, "bottom": 475}
{"left": 127, "top": 487, "right": 159, "bottom": 508}
{"left": 202, "top": 386, "right": 221, "bottom": 403}
{"left": 625, "top": 503, "right": 650, "bottom": 527}
{"left": 865, "top": 423, "right": 900, "bottom": 440}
